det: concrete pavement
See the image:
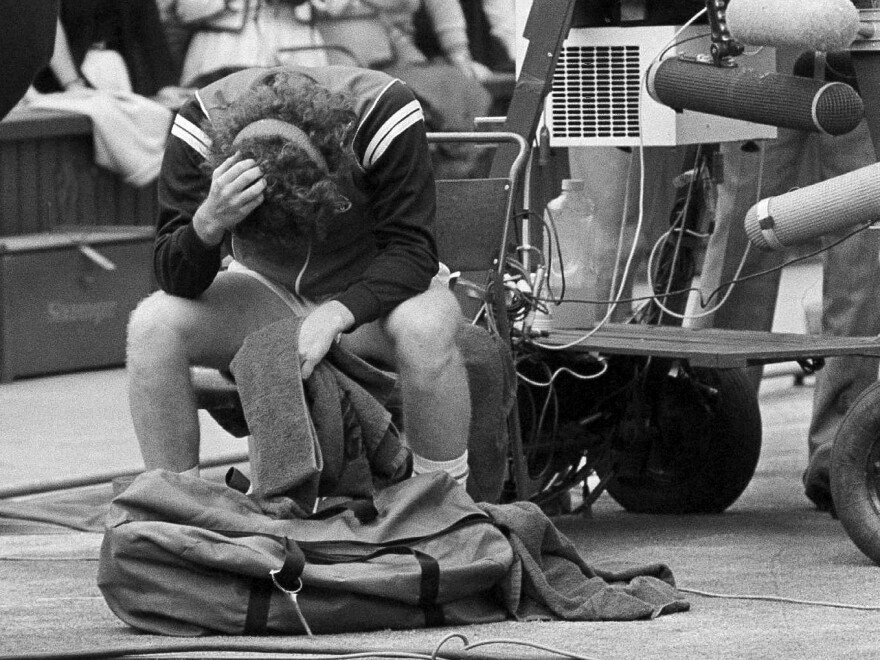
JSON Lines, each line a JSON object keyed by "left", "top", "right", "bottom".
{"left": 4, "top": 368, "right": 880, "bottom": 658}
{"left": 5, "top": 259, "right": 880, "bottom": 658}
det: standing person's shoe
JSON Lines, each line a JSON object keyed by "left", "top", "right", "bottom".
{"left": 803, "top": 444, "right": 836, "bottom": 517}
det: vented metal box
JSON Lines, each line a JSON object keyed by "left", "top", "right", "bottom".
{"left": 514, "top": 3, "right": 778, "bottom": 146}
{"left": 0, "top": 226, "right": 154, "bottom": 381}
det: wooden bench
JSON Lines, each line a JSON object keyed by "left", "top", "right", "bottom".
{"left": 0, "top": 107, "right": 157, "bottom": 236}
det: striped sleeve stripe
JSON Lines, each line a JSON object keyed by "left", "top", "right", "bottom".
{"left": 171, "top": 114, "right": 210, "bottom": 158}
{"left": 352, "top": 77, "right": 397, "bottom": 157}
{"left": 363, "top": 100, "right": 423, "bottom": 169}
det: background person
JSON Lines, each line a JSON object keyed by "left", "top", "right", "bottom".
{"left": 692, "top": 46, "right": 880, "bottom": 513}
{"left": 32, "top": 0, "right": 179, "bottom": 98}
{"left": 0, "top": 0, "right": 59, "bottom": 119}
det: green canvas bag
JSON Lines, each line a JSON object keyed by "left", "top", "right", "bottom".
{"left": 97, "top": 469, "right": 514, "bottom": 636}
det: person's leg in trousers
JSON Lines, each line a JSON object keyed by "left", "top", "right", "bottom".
{"left": 691, "top": 130, "right": 807, "bottom": 389}
{"left": 568, "top": 145, "right": 689, "bottom": 322}
{"left": 804, "top": 121, "right": 880, "bottom": 511}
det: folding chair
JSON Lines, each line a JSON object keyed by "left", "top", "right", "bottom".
{"left": 191, "top": 131, "right": 532, "bottom": 501}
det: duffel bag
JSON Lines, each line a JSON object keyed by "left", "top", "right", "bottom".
{"left": 97, "top": 469, "right": 513, "bottom": 636}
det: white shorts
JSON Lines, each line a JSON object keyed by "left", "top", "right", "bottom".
{"left": 226, "top": 259, "right": 320, "bottom": 316}
{"left": 226, "top": 259, "right": 456, "bottom": 315}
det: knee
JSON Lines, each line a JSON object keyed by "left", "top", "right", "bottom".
{"left": 126, "top": 291, "right": 188, "bottom": 365}
{"left": 387, "top": 290, "right": 463, "bottom": 380}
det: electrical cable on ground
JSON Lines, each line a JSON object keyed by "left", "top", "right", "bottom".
{"left": 680, "top": 586, "right": 880, "bottom": 611}
{"left": 0, "top": 451, "right": 249, "bottom": 500}
{"left": 0, "top": 632, "right": 601, "bottom": 660}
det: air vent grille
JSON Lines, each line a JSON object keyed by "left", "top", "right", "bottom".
{"left": 549, "top": 45, "right": 642, "bottom": 139}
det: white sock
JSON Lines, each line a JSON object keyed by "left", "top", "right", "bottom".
{"left": 412, "top": 450, "right": 469, "bottom": 488}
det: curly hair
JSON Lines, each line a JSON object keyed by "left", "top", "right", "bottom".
{"left": 203, "top": 71, "right": 358, "bottom": 248}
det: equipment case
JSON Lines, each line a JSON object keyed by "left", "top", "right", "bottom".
{"left": 0, "top": 225, "right": 154, "bottom": 382}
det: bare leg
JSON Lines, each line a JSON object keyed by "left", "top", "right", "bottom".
{"left": 126, "top": 272, "right": 293, "bottom": 471}
{"left": 342, "top": 285, "right": 470, "bottom": 462}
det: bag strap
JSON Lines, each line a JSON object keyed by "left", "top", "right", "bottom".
{"left": 306, "top": 544, "right": 444, "bottom": 626}
{"left": 243, "top": 543, "right": 443, "bottom": 632}
{"left": 226, "top": 466, "right": 380, "bottom": 523}
{"left": 244, "top": 578, "right": 274, "bottom": 634}
{"left": 244, "top": 546, "right": 307, "bottom": 634}
{"left": 308, "top": 499, "right": 378, "bottom": 523}
{"left": 414, "top": 548, "right": 443, "bottom": 627}
{"left": 223, "top": 470, "right": 396, "bottom": 564}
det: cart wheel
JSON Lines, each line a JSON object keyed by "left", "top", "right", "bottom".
{"left": 830, "top": 380, "right": 880, "bottom": 564}
{"left": 603, "top": 366, "right": 762, "bottom": 514}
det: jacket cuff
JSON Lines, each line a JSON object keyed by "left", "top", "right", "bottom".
{"left": 179, "top": 222, "right": 223, "bottom": 260}
{"left": 334, "top": 284, "right": 382, "bottom": 329}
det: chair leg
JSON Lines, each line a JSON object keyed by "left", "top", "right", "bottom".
{"left": 507, "top": 400, "right": 535, "bottom": 501}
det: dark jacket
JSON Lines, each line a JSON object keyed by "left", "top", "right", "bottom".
{"left": 156, "top": 65, "right": 439, "bottom": 328}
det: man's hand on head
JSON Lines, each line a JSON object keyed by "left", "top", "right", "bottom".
{"left": 193, "top": 153, "right": 266, "bottom": 246}
{"left": 298, "top": 301, "right": 355, "bottom": 379}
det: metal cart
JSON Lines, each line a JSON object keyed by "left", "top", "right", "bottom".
{"left": 494, "top": 0, "right": 880, "bottom": 566}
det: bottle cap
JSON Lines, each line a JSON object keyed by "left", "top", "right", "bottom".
{"left": 561, "top": 179, "right": 585, "bottom": 191}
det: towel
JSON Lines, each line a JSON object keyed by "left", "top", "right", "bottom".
{"left": 227, "top": 316, "right": 515, "bottom": 512}
{"left": 27, "top": 89, "right": 172, "bottom": 187}
{"left": 478, "top": 500, "right": 691, "bottom": 621}
{"left": 329, "top": 321, "right": 516, "bottom": 503}
{"left": 230, "top": 315, "right": 410, "bottom": 518}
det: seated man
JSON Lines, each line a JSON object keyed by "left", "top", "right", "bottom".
{"left": 126, "top": 65, "right": 472, "bottom": 488}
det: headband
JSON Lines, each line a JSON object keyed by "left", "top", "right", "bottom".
{"left": 232, "top": 118, "right": 329, "bottom": 174}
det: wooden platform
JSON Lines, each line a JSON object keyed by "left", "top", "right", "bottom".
{"left": 539, "top": 323, "right": 880, "bottom": 368}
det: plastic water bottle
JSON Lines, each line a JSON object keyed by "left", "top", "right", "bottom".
{"left": 545, "top": 179, "right": 598, "bottom": 329}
